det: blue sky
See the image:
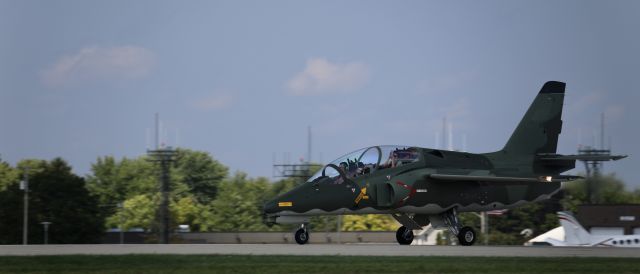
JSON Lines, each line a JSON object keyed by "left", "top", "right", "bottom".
{"left": 2, "top": 0, "right": 639, "bottom": 188}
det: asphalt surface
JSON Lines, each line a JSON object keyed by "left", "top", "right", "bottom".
{"left": 1, "top": 244, "right": 639, "bottom": 257}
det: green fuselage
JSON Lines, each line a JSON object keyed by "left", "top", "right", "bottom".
{"left": 263, "top": 147, "right": 563, "bottom": 219}
{"left": 264, "top": 81, "right": 578, "bottom": 224}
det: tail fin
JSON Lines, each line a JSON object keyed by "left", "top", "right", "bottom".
{"left": 502, "top": 81, "right": 565, "bottom": 154}
{"left": 557, "top": 211, "right": 591, "bottom": 245}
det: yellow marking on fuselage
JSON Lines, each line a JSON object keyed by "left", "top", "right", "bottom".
{"left": 278, "top": 202, "right": 293, "bottom": 207}
{"left": 354, "top": 187, "right": 367, "bottom": 204}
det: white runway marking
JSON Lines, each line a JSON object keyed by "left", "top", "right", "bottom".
{"left": 1, "top": 244, "right": 639, "bottom": 257}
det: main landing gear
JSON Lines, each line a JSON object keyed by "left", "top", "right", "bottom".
{"left": 392, "top": 208, "right": 476, "bottom": 246}
{"left": 442, "top": 208, "right": 476, "bottom": 246}
{"left": 295, "top": 224, "right": 309, "bottom": 245}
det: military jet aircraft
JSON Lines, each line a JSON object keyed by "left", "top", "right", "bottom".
{"left": 263, "top": 81, "right": 626, "bottom": 246}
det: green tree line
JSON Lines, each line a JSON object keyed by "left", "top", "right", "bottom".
{"left": 1, "top": 150, "right": 638, "bottom": 244}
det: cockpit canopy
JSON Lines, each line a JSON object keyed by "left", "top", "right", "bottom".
{"left": 306, "top": 145, "right": 420, "bottom": 183}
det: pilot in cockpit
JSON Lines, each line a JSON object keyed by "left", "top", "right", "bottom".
{"left": 380, "top": 151, "right": 398, "bottom": 169}
{"left": 346, "top": 159, "right": 359, "bottom": 178}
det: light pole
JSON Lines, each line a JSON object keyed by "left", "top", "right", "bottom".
{"left": 19, "top": 168, "right": 29, "bottom": 245}
{"left": 40, "top": 222, "right": 51, "bottom": 245}
{"left": 118, "top": 202, "right": 124, "bottom": 244}
{"left": 473, "top": 212, "right": 489, "bottom": 245}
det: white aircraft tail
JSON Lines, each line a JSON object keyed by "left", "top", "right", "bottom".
{"left": 557, "top": 211, "right": 591, "bottom": 245}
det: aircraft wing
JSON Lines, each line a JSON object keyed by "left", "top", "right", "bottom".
{"left": 428, "top": 174, "right": 578, "bottom": 184}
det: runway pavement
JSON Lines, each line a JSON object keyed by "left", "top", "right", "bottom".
{"left": 1, "top": 244, "right": 639, "bottom": 257}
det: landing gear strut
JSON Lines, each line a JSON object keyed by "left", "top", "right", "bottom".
{"left": 295, "top": 224, "right": 309, "bottom": 245}
{"left": 391, "top": 213, "right": 426, "bottom": 245}
{"left": 442, "top": 208, "right": 476, "bottom": 246}
{"left": 395, "top": 226, "right": 414, "bottom": 245}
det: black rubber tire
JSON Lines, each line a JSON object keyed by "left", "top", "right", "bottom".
{"left": 395, "top": 226, "right": 414, "bottom": 245}
{"left": 295, "top": 228, "right": 309, "bottom": 245}
{"left": 457, "top": 226, "right": 476, "bottom": 246}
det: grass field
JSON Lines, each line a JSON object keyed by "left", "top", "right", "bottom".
{"left": 0, "top": 255, "right": 638, "bottom": 274}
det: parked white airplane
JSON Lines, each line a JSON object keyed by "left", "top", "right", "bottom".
{"left": 546, "top": 211, "right": 640, "bottom": 247}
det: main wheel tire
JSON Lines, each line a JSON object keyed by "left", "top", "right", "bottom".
{"left": 395, "top": 226, "right": 414, "bottom": 245}
{"left": 457, "top": 226, "right": 476, "bottom": 246}
{"left": 295, "top": 228, "right": 309, "bottom": 245}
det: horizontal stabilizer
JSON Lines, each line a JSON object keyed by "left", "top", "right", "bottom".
{"left": 538, "top": 153, "right": 627, "bottom": 162}
{"left": 554, "top": 175, "right": 584, "bottom": 181}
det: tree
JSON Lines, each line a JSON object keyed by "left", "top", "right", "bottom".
{"left": 171, "top": 195, "right": 217, "bottom": 231}
{"left": 209, "top": 172, "right": 273, "bottom": 231}
{"left": 86, "top": 149, "right": 229, "bottom": 232}
{"left": 0, "top": 158, "right": 104, "bottom": 244}
{"left": 486, "top": 200, "right": 561, "bottom": 245}
{"left": 562, "top": 174, "right": 640, "bottom": 212}
{"left": 86, "top": 156, "right": 157, "bottom": 220}
{"left": 0, "top": 160, "right": 19, "bottom": 191}
{"left": 173, "top": 149, "right": 228, "bottom": 204}
{"left": 342, "top": 214, "right": 398, "bottom": 231}
{"left": 105, "top": 194, "right": 157, "bottom": 232}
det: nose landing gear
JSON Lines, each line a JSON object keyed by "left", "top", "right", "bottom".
{"left": 295, "top": 224, "right": 309, "bottom": 245}
{"left": 395, "top": 226, "right": 414, "bottom": 245}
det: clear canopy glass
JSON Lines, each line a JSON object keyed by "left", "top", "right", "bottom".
{"left": 306, "top": 145, "right": 420, "bottom": 183}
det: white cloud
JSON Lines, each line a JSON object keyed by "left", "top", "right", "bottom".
{"left": 42, "top": 46, "right": 155, "bottom": 87}
{"left": 440, "top": 98, "right": 471, "bottom": 120}
{"left": 286, "top": 58, "right": 370, "bottom": 95}
{"left": 192, "top": 94, "right": 233, "bottom": 110}
{"left": 415, "top": 71, "right": 477, "bottom": 95}
{"left": 605, "top": 104, "right": 625, "bottom": 121}
{"left": 568, "top": 91, "right": 603, "bottom": 113}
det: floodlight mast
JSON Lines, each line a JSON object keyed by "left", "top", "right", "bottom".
{"left": 21, "top": 168, "right": 29, "bottom": 245}
{"left": 147, "top": 113, "right": 177, "bottom": 244}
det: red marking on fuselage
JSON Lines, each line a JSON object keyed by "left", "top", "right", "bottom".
{"left": 394, "top": 181, "right": 417, "bottom": 207}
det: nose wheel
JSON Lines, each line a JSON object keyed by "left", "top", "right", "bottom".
{"left": 395, "top": 226, "right": 414, "bottom": 245}
{"left": 295, "top": 225, "right": 309, "bottom": 245}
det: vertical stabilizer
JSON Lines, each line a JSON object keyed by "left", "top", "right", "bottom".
{"left": 502, "top": 81, "right": 565, "bottom": 154}
{"left": 557, "top": 211, "right": 591, "bottom": 245}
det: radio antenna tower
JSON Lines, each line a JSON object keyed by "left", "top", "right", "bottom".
{"left": 147, "top": 113, "right": 177, "bottom": 244}
{"left": 273, "top": 127, "right": 322, "bottom": 179}
{"left": 576, "top": 112, "right": 627, "bottom": 204}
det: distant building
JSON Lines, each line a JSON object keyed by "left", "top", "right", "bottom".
{"left": 577, "top": 204, "right": 640, "bottom": 235}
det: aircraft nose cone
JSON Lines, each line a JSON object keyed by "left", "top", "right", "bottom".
{"left": 263, "top": 199, "right": 278, "bottom": 214}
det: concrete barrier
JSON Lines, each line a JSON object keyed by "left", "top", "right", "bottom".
{"left": 103, "top": 231, "right": 396, "bottom": 244}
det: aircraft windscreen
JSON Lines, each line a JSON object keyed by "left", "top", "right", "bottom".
{"left": 306, "top": 145, "right": 420, "bottom": 183}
